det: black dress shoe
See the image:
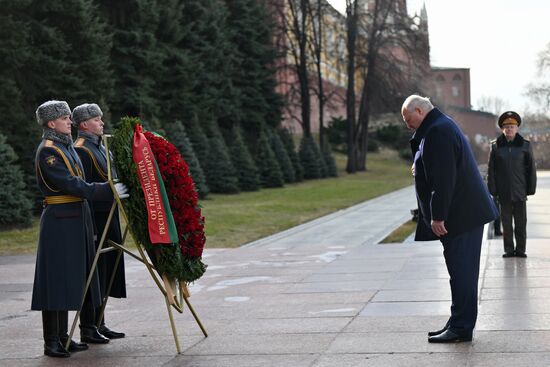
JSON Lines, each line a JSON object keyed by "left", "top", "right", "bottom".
{"left": 61, "top": 338, "right": 89, "bottom": 352}
{"left": 80, "top": 326, "right": 110, "bottom": 344}
{"left": 99, "top": 325, "right": 125, "bottom": 339}
{"left": 502, "top": 252, "right": 515, "bottom": 258}
{"left": 428, "top": 329, "right": 472, "bottom": 343}
{"left": 515, "top": 252, "right": 527, "bottom": 258}
{"left": 44, "top": 340, "right": 70, "bottom": 358}
{"left": 428, "top": 325, "right": 449, "bottom": 336}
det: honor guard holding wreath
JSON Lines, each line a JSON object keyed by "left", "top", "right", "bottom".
{"left": 73, "top": 103, "right": 127, "bottom": 340}
{"left": 31, "top": 100, "right": 128, "bottom": 358}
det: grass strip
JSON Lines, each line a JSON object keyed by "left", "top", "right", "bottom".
{"left": 0, "top": 151, "right": 411, "bottom": 254}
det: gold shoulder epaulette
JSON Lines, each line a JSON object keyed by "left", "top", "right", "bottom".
{"left": 77, "top": 145, "right": 108, "bottom": 181}
{"left": 41, "top": 141, "right": 80, "bottom": 178}
{"left": 74, "top": 137, "right": 85, "bottom": 147}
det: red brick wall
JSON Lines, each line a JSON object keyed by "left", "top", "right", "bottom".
{"left": 446, "top": 107, "right": 499, "bottom": 163}
{"left": 279, "top": 71, "right": 347, "bottom": 135}
{"left": 429, "top": 68, "right": 471, "bottom": 109}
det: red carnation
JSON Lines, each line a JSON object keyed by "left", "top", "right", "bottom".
{"left": 144, "top": 131, "right": 206, "bottom": 259}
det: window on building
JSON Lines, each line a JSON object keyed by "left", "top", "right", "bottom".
{"left": 452, "top": 74, "right": 462, "bottom": 81}
{"left": 452, "top": 86, "right": 460, "bottom": 97}
{"left": 436, "top": 75, "right": 445, "bottom": 82}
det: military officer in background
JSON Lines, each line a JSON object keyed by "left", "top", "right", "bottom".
{"left": 488, "top": 111, "right": 537, "bottom": 258}
{"left": 31, "top": 100, "right": 129, "bottom": 358}
{"left": 73, "top": 103, "right": 126, "bottom": 340}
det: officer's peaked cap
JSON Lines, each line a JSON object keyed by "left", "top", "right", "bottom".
{"left": 498, "top": 111, "right": 521, "bottom": 128}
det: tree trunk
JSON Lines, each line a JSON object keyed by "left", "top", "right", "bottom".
{"left": 298, "top": 59, "right": 311, "bottom": 137}
{"left": 345, "top": 1, "right": 358, "bottom": 173}
{"left": 318, "top": 78, "right": 324, "bottom": 146}
{"left": 298, "top": 0, "right": 311, "bottom": 137}
{"left": 316, "top": 0, "right": 324, "bottom": 147}
{"left": 357, "top": 72, "right": 372, "bottom": 171}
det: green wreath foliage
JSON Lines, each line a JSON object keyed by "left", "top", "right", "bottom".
{"left": 110, "top": 117, "right": 206, "bottom": 282}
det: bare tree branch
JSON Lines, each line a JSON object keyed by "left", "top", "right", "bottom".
{"left": 346, "top": 0, "right": 430, "bottom": 171}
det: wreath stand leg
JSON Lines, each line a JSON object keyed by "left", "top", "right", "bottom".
{"left": 65, "top": 135, "right": 208, "bottom": 354}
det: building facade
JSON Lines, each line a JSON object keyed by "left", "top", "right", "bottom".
{"left": 428, "top": 67, "right": 499, "bottom": 163}
{"left": 271, "top": 0, "right": 498, "bottom": 164}
{"left": 271, "top": 0, "right": 347, "bottom": 135}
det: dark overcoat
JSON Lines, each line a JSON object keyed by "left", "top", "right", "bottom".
{"left": 75, "top": 135, "right": 126, "bottom": 299}
{"left": 410, "top": 108, "right": 498, "bottom": 241}
{"left": 31, "top": 138, "right": 112, "bottom": 310}
{"left": 487, "top": 133, "right": 536, "bottom": 202}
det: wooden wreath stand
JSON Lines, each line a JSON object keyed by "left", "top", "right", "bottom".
{"left": 65, "top": 134, "right": 208, "bottom": 354}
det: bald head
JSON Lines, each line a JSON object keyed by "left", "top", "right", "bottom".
{"left": 401, "top": 95, "right": 434, "bottom": 130}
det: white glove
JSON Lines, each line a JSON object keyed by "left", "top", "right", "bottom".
{"left": 114, "top": 182, "right": 129, "bottom": 199}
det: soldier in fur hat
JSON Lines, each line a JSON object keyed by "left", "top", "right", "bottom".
{"left": 73, "top": 103, "right": 127, "bottom": 341}
{"left": 31, "top": 100, "right": 128, "bottom": 358}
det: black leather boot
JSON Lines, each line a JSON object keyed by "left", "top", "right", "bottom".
{"left": 97, "top": 308, "right": 125, "bottom": 339}
{"left": 80, "top": 304, "right": 109, "bottom": 344}
{"left": 80, "top": 325, "right": 110, "bottom": 344}
{"left": 42, "top": 311, "right": 70, "bottom": 358}
{"left": 58, "top": 311, "right": 88, "bottom": 352}
{"left": 98, "top": 324, "right": 125, "bottom": 339}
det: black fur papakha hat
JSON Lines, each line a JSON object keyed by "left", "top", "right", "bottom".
{"left": 71, "top": 103, "right": 103, "bottom": 125}
{"left": 498, "top": 111, "right": 521, "bottom": 128}
{"left": 35, "top": 100, "right": 71, "bottom": 126}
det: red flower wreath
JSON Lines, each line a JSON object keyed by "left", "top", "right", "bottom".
{"left": 144, "top": 131, "right": 206, "bottom": 259}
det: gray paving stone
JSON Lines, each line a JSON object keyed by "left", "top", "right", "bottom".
{"left": 185, "top": 334, "right": 336, "bottom": 355}
{"left": 482, "top": 276, "right": 550, "bottom": 288}
{"left": 165, "top": 354, "right": 317, "bottom": 367}
{"left": 479, "top": 299, "right": 550, "bottom": 314}
{"left": 320, "top": 262, "right": 405, "bottom": 273}
{"left": 213, "top": 291, "right": 376, "bottom": 306}
{"left": 484, "top": 268, "right": 550, "bottom": 277}
{"left": 360, "top": 301, "right": 450, "bottom": 316}
{"left": 302, "top": 272, "right": 394, "bottom": 283}
{"left": 371, "top": 288, "right": 451, "bottom": 302}
{"left": 224, "top": 317, "right": 352, "bottom": 334}
{"left": 0, "top": 356, "right": 176, "bottom": 367}
{"left": 286, "top": 280, "right": 386, "bottom": 293}
{"left": 471, "top": 331, "right": 550, "bottom": 352}
{"left": 468, "top": 353, "right": 550, "bottom": 367}
{"left": 394, "top": 268, "right": 451, "bottom": 279}
{"left": 326, "top": 332, "right": 472, "bottom": 353}
{"left": 182, "top": 302, "right": 364, "bottom": 319}
{"left": 480, "top": 287, "right": 550, "bottom": 300}
{"left": 380, "top": 278, "right": 451, "bottom": 290}
{"left": 476, "top": 314, "right": 550, "bottom": 331}
{"left": 313, "top": 353, "right": 470, "bottom": 367}
{"left": 344, "top": 315, "right": 449, "bottom": 333}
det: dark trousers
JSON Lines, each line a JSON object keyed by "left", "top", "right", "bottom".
{"left": 492, "top": 196, "right": 502, "bottom": 235}
{"left": 441, "top": 225, "right": 483, "bottom": 336}
{"left": 500, "top": 200, "right": 527, "bottom": 254}
{"left": 42, "top": 310, "right": 62, "bottom": 343}
{"left": 80, "top": 291, "right": 103, "bottom": 328}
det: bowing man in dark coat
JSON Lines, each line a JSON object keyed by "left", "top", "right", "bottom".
{"left": 31, "top": 101, "right": 121, "bottom": 357}
{"left": 73, "top": 103, "right": 126, "bottom": 340}
{"left": 401, "top": 95, "right": 498, "bottom": 343}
